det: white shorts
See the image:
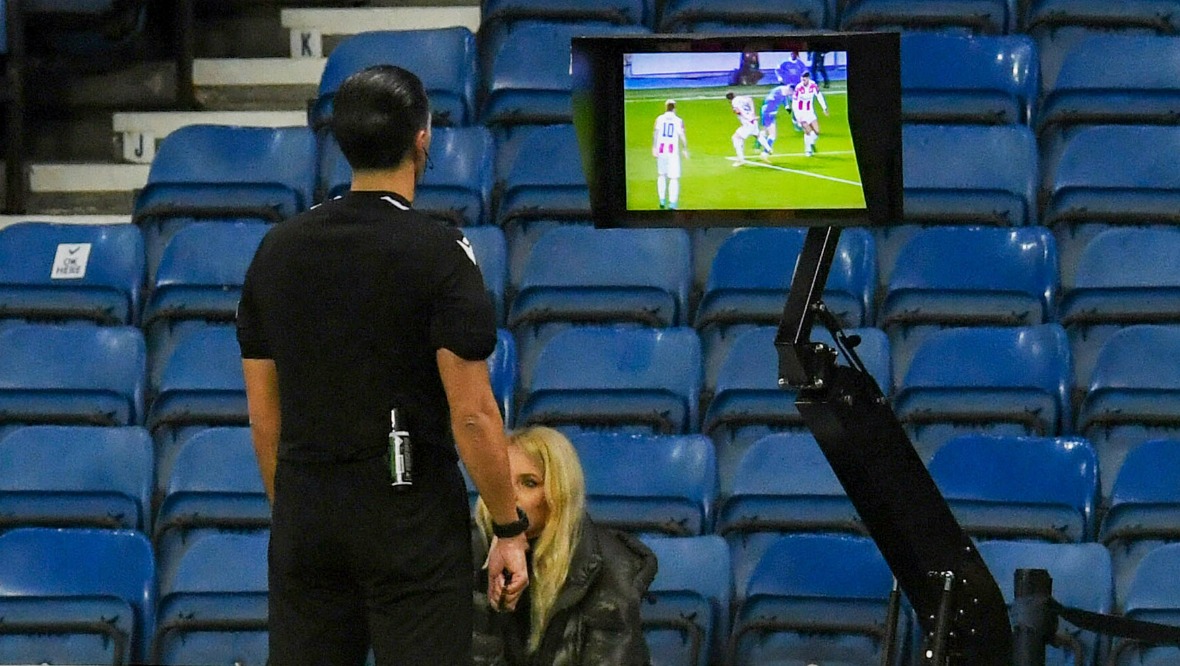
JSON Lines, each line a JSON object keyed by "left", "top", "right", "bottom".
{"left": 657, "top": 154, "right": 681, "bottom": 178}
{"left": 795, "top": 110, "right": 818, "bottom": 124}
{"left": 735, "top": 119, "right": 758, "bottom": 139}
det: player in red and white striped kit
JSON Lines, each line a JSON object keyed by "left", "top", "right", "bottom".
{"left": 791, "top": 71, "right": 829, "bottom": 157}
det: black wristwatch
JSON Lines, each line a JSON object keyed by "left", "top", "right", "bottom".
{"left": 492, "top": 507, "right": 530, "bottom": 539}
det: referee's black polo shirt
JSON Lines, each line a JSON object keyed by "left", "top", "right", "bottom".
{"left": 236, "top": 190, "right": 497, "bottom": 465}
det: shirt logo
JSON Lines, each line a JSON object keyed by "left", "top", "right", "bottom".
{"left": 457, "top": 237, "right": 478, "bottom": 266}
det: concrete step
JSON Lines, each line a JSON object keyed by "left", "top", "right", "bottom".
{"left": 0, "top": 214, "right": 131, "bottom": 232}
{"left": 281, "top": 7, "right": 481, "bottom": 57}
{"left": 193, "top": 57, "right": 326, "bottom": 111}
{"left": 27, "top": 163, "right": 150, "bottom": 215}
{"left": 112, "top": 110, "right": 308, "bottom": 163}
{"left": 192, "top": 57, "right": 325, "bottom": 110}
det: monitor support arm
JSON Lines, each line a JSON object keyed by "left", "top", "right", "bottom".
{"left": 773, "top": 226, "right": 1013, "bottom": 665}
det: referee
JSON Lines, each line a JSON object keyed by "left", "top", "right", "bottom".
{"left": 236, "top": 65, "right": 529, "bottom": 666}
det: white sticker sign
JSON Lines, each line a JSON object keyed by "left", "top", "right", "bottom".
{"left": 50, "top": 243, "right": 92, "bottom": 280}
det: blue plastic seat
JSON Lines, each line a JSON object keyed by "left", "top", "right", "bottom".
{"left": 882, "top": 226, "right": 1059, "bottom": 388}
{"left": 154, "top": 530, "right": 268, "bottom": 666}
{"left": 841, "top": 0, "right": 1014, "bottom": 34}
{"left": 1061, "top": 228, "right": 1180, "bottom": 412}
{"left": 901, "top": 32, "right": 1039, "bottom": 125}
{"left": 895, "top": 324, "right": 1072, "bottom": 461}
{"left": 570, "top": 432, "right": 716, "bottom": 536}
{"left": 658, "top": 0, "right": 832, "bottom": 31}
{"left": 638, "top": 535, "right": 731, "bottom": 666}
{"left": 902, "top": 124, "right": 1039, "bottom": 226}
{"left": 146, "top": 324, "right": 248, "bottom": 493}
{"left": 1100, "top": 439, "right": 1180, "bottom": 611}
{"left": 928, "top": 434, "right": 1098, "bottom": 544}
{"left": 132, "top": 125, "right": 316, "bottom": 277}
{"left": 141, "top": 221, "right": 269, "bottom": 383}
{"left": 1038, "top": 35, "right": 1180, "bottom": 137}
{"left": 489, "top": 329, "right": 518, "bottom": 426}
{"left": 979, "top": 540, "right": 1113, "bottom": 666}
{"left": 1112, "top": 542, "right": 1180, "bottom": 665}
{"left": 1077, "top": 325, "right": 1180, "bottom": 501}
{"left": 0, "top": 425, "right": 152, "bottom": 531}
{"left": 320, "top": 124, "right": 494, "bottom": 227}
{"left": 0, "top": 323, "right": 146, "bottom": 428}
{"left": 0, "top": 527, "right": 156, "bottom": 664}
{"left": 703, "top": 326, "right": 891, "bottom": 489}
{"left": 310, "top": 28, "right": 477, "bottom": 130}
{"left": 730, "top": 533, "right": 900, "bottom": 666}
{"left": 461, "top": 226, "right": 508, "bottom": 326}
{"left": 481, "top": 21, "right": 649, "bottom": 128}
{"left": 495, "top": 124, "right": 591, "bottom": 227}
{"left": 153, "top": 427, "right": 268, "bottom": 555}
{"left": 518, "top": 326, "right": 701, "bottom": 435}
{"left": 0, "top": 222, "right": 144, "bottom": 325}
{"left": 1044, "top": 126, "right": 1180, "bottom": 229}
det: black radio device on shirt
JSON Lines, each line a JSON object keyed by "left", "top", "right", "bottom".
{"left": 388, "top": 408, "right": 413, "bottom": 490}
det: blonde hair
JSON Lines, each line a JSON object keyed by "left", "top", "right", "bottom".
{"left": 476, "top": 426, "right": 586, "bottom": 653}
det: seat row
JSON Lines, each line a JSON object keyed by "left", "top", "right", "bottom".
{"left": 2, "top": 523, "right": 1179, "bottom": 666}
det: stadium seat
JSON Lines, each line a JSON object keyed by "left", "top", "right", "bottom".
{"left": 153, "top": 427, "right": 268, "bottom": 558}
{"left": 1044, "top": 126, "right": 1180, "bottom": 230}
{"left": 696, "top": 227, "right": 876, "bottom": 393}
{"left": 517, "top": 326, "right": 701, "bottom": 435}
{"left": 141, "top": 221, "right": 268, "bottom": 383}
{"left": 730, "top": 533, "right": 901, "bottom": 666}
{"left": 483, "top": 0, "right": 652, "bottom": 29}
{"left": 309, "top": 28, "right": 477, "bottom": 130}
{"left": 132, "top": 125, "right": 316, "bottom": 276}
{"left": 703, "top": 326, "right": 891, "bottom": 489}
{"left": 1112, "top": 542, "right": 1180, "bottom": 665}
{"left": 570, "top": 432, "right": 717, "bottom": 536}
{"left": 0, "top": 527, "right": 156, "bottom": 664}
{"left": 153, "top": 530, "right": 268, "bottom": 666}
{"left": 979, "top": 540, "right": 1113, "bottom": 666}
{"left": 321, "top": 125, "right": 494, "bottom": 226}
{"left": 840, "top": 0, "right": 1014, "bottom": 34}
{"left": 882, "top": 225, "right": 1059, "bottom": 388}
{"left": 638, "top": 535, "right": 731, "bottom": 666}
{"left": 0, "top": 322, "right": 146, "bottom": 428}
{"left": 510, "top": 226, "right": 692, "bottom": 383}
{"left": 1100, "top": 439, "right": 1180, "bottom": 611}
{"left": 489, "top": 329, "right": 518, "bottom": 426}
{"left": 1078, "top": 325, "right": 1180, "bottom": 501}
{"left": 895, "top": 324, "right": 1072, "bottom": 461}
{"left": 900, "top": 32, "right": 1039, "bottom": 125}
{"left": 146, "top": 324, "right": 248, "bottom": 494}
{"left": 0, "top": 425, "right": 152, "bottom": 531}
{"left": 927, "top": 434, "right": 1098, "bottom": 543}
{"left": 902, "top": 124, "right": 1039, "bottom": 226}
{"left": 1060, "top": 228, "right": 1180, "bottom": 411}
{"left": 1037, "top": 35, "right": 1180, "bottom": 138}
{"left": 0, "top": 222, "right": 144, "bottom": 325}
{"left": 494, "top": 124, "right": 591, "bottom": 227}
{"left": 462, "top": 226, "right": 508, "bottom": 326}
{"left": 481, "top": 21, "right": 649, "bottom": 128}
{"left": 505, "top": 218, "right": 596, "bottom": 296}
{"left": 657, "top": 0, "right": 832, "bottom": 32}
{"left": 1024, "top": 0, "right": 1180, "bottom": 94}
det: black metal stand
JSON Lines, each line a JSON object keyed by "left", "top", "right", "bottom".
{"left": 1012, "top": 568, "right": 1054, "bottom": 666}
{"left": 174, "top": 0, "right": 197, "bottom": 110}
{"left": 776, "top": 226, "right": 1013, "bottom": 665}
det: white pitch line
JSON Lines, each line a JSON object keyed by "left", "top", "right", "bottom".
{"left": 625, "top": 90, "right": 848, "bottom": 102}
{"left": 727, "top": 156, "right": 863, "bottom": 186}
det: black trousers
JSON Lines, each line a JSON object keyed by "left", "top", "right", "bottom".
{"left": 268, "top": 454, "right": 473, "bottom": 666}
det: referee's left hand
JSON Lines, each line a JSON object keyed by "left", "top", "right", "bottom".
{"left": 487, "top": 533, "right": 529, "bottom": 612}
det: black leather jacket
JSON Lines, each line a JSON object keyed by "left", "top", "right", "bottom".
{"left": 473, "top": 517, "right": 658, "bottom": 666}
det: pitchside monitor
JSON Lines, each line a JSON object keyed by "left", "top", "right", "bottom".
{"left": 571, "top": 33, "right": 902, "bottom": 227}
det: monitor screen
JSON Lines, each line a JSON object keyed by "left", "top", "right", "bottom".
{"left": 572, "top": 33, "right": 901, "bottom": 227}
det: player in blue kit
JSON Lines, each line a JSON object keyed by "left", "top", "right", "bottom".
{"left": 775, "top": 52, "right": 807, "bottom": 133}
{"left": 758, "top": 84, "right": 792, "bottom": 157}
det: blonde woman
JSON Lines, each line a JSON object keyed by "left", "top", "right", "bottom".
{"left": 473, "top": 426, "right": 658, "bottom": 665}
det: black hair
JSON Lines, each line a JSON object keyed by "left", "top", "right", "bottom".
{"left": 801, "top": 71, "right": 811, "bottom": 77}
{"left": 725, "top": 92, "right": 735, "bottom": 100}
{"left": 331, "top": 65, "right": 431, "bottom": 170}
